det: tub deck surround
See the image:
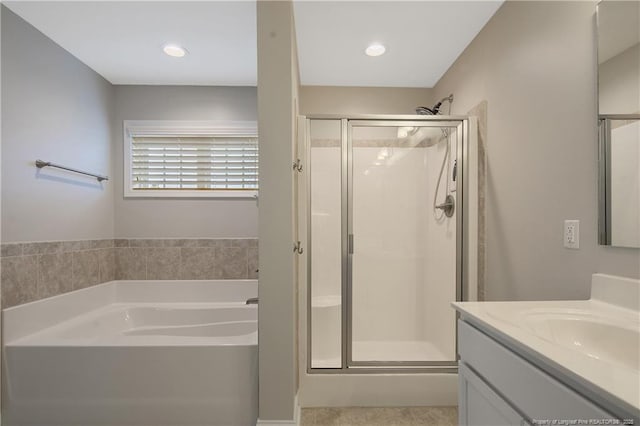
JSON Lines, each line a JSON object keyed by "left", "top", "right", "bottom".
{"left": 3, "top": 279, "right": 258, "bottom": 426}
{"left": 452, "top": 274, "right": 640, "bottom": 420}
{"left": 0, "top": 238, "right": 258, "bottom": 308}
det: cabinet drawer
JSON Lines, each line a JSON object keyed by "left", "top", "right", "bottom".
{"left": 458, "top": 320, "right": 616, "bottom": 421}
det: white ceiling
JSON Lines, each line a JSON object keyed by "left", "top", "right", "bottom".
{"left": 4, "top": 1, "right": 503, "bottom": 88}
{"left": 3, "top": 1, "right": 257, "bottom": 86}
{"left": 293, "top": 1, "right": 504, "bottom": 87}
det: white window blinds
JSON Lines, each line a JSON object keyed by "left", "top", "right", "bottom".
{"left": 130, "top": 136, "right": 258, "bottom": 191}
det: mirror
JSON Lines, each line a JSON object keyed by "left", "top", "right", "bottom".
{"left": 597, "top": 0, "right": 640, "bottom": 248}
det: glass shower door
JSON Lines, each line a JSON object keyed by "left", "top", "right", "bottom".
{"left": 348, "top": 121, "right": 460, "bottom": 366}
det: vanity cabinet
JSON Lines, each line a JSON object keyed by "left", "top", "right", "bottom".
{"left": 459, "top": 362, "right": 526, "bottom": 425}
{"left": 457, "top": 320, "right": 620, "bottom": 426}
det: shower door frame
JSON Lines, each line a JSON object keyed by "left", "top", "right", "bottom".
{"left": 305, "top": 114, "right": 471, "bottom": 374}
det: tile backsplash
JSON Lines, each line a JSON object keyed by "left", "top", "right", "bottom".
{"left": 1, "top": 238, "right": 258, "bottom": 308}
{"left": 113, "top": 238, "right": 258, "bottom": 281}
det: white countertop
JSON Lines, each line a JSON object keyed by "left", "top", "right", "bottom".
{"left": 452, "top": 274, "right": 640, "bottom": 419}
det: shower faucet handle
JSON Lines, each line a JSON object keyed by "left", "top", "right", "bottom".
{"left": 435, "top": 195, "right": 455, "bottom": 218}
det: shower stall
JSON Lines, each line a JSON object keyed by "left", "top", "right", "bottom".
{"left": 299, "top": 114, "right": 476, "bottom": 385}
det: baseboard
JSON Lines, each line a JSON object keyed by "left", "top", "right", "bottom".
{"left": 294, "top": 393, "right": 301, "bottom": 425}
{"left": 256, "top": 394, "right": 301, "bottom": 426}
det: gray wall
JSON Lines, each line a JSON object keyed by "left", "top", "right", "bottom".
{"left": 1, "top": 6, "right": 114, "bottom": 242}
{"left": 112, "top": 85, "right": 258, "bottom": 238}
{"left": 432, "top": 1, "right": 639, "bottom": 301}
{"left": 300, "top": 86, "right": 433, "bottom": 116}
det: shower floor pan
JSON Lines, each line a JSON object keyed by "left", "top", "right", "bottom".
{"left": 352, "top": 340, "right": 451, "bottom": 362}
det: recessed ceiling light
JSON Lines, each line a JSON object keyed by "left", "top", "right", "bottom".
{"left": 365, "top": 43, "right": 386, "bottom": 57}
{"left": 163, "top": 44, "right": 187, "bottom": 58}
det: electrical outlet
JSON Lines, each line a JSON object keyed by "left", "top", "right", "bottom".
{"left": 564, "top": 220, "right": 580, "bottom": 249}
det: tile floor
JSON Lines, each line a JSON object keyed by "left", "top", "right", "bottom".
{"left": 299, "top": 406, "right": 457, "bottom": 426}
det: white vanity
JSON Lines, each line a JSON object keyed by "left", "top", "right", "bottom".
{"left": 453, "top": 274, "right": 639, "bottom": 425}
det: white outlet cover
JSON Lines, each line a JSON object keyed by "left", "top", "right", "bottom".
{"left": 564, "top": 220, "right": 580, "bottom": 249}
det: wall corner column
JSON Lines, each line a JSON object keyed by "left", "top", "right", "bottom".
{"left": 257, "top": 0, "right": 299, "bottom": 422}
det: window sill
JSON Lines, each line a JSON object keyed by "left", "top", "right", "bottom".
{"left": 124, "top": 189, "right": 258, "bottom": 199}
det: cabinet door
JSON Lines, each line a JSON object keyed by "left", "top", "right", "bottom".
{"left": 459, "top": 362, "right": 527, "bottom": 426}
{"left": 458, "top": 320, "right": 620, "bottom": 421}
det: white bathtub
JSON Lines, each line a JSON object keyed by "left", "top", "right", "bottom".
{"left": 2, "top": 280, "right": 258, "bottom": 426}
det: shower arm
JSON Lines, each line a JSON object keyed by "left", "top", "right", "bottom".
{"left": 415, "top": 94, "right": 454, "bottom": 116}
{"left": 432, "top": 94, "right": 454, "bottom": 114}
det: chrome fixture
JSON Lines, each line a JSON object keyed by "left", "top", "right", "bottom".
{"left": 436, "top": 194, "right": 455, "bottom": 218}
{"left": 35, "top": 159, "right": 109, "bottom": 182}
{"left": 416, "top": 94, "right": 454, "bottom": 116}
{"left": 293, "top": 158, "right": 303, "bottom": 172}
{"left": 245, "top": 297, "right": 258, "bottom": 305}
{"left": 416, "top": 93, "right": 457, "bottom": 219}
{"left": 294, "top": 241, "right": 304, "bottom": 254}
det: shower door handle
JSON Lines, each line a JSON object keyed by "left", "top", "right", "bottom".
{"left": 348, "top": 234, "right": 354, "bottom": 254}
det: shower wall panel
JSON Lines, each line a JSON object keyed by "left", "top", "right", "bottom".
{"left": 309, "top": 120, "right": 342, "bottom": 367}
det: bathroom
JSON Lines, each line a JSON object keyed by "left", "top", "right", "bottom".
{"left": 0, "top": 1, "right": 638, "bottom": 425}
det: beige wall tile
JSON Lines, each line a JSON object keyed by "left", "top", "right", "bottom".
{"left": 91, "top": 239, "right": 115, "bottom": 249}
{"left": 194, "top": 239, "right": 221, "bottom": 248}
{"left": 115, "top": 247, "right": 147, "bottom": 280}
{"left": 38, "top": 252, "right": 73, "bottom": 298}
{"left": 147, "top": 248, "right": 181, "bottom": 280}
{"left": 231, "top": 239, "right": 258, "bottom": 248}
{"left": 72, "top": 250, "right": 100, "bottom": 290}
{"left": 217, "top": 239, "right": 235, "bottom": 248}
{"left": 1, "top": 243, "right": 23, "bottom": 257}
{"left": 22, "top": 241, "right": 63, "bottom": 255}
{"left": 114, "top": 239, "right": 129, "bottom": 247}
{"left": 248, "top": 247, "right": 259, "bottom": 279}
{"left": 98, "top": 248, "right": 116, "bottom": 282}
{"left": 1, "top": 255, "right": 38, "bottom": 308}
{"left": 163, "top": 239, "right": 201, "bottom": 248}
{"left": 61, "top": 240, "right": 92, "bottom": 252}
{"left": 180, "top": 247, "right": 217, "bottom": 279}
{"left": 129, "top": 239, "right": 164, "bottom": 248}
{"left": 217, "top": 247, "right": 248, "bottom": 279}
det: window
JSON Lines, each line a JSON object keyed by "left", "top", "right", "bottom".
{"left": 124, "top": 121, "right": 258, "bottom": 198}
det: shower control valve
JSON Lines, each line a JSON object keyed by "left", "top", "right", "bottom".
{"left": 435, "top": 195, "right": 455, "bottom": 218}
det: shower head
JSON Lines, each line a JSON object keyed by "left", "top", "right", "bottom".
{"left": 415, "top": 94, "right": 454, "bottom": 116}
{"left": 415, "top": 106, "right": 437, "bottom": 115}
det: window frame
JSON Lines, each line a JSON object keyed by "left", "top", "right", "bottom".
{"left": 123, "top": 120, "right": 258, "bottom": 198}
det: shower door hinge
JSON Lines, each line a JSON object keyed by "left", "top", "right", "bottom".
{"left": 293, "top": 241, "right": 304, "bottom": 254}
{"left": 293, "top": 159, "right": 303, "bottom": 173}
